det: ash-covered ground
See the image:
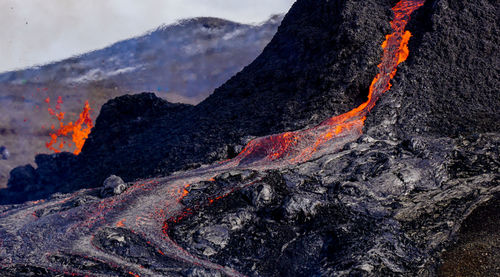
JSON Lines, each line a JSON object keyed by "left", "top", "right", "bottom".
{"left": 0, "top": 0, "right": 499, "bottom": 276}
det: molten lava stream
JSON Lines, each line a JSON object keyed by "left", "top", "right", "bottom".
{"left": 161, "top": 0, "right": 425, "bottom": 275}
{"left": 226, "top": 0, "right": 425, "bottom": 169}
{"left": 138, "top": 0, "right": 426, "bottom": 274}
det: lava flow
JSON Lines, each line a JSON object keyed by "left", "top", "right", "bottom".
{"left": 45, "top": 97, "right": 93, "bottom": 155}
{"left": 0, "top": 1, "right": 424, "bottom": 276}
{"left": 228, "top": 0, "right": 424, "bottom": 167}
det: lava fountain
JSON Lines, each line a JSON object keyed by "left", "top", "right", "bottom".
{"left": 45, "top": 97, "right": 93, "bottom": 155}
{"left": 0, "top": 1, "right": 425, "bottom": 276}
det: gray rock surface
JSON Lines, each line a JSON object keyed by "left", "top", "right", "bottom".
{"left": 100, "top": 175, "right": 127, "bottom": 197}
{"left": 168, "top": 134, "right": 500, "bottom": 276}
{"left": 0, "top": 0, "right": 498, "bottom": 276}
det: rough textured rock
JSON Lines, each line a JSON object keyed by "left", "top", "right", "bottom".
{"left": 100, "top": 175, "right": 127, "bottom": 197}
{"left": 2, "top": 152, "right": 78, "bottom": 203}
{"left": 167, "top": 134, "right": 500, "bottom": 276}
{"left": 0, "top": 0, "right": 498, "bottom": 276}
{"left": 365, "top": 0, "right": 500, "bottom": 138}
{"left": 1, "top": 0, "right": 396, "bottom": 204}
{"left": 6, "top": 165, "right": 37, "bottom": 193}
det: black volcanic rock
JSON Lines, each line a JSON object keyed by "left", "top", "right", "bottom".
{"left": 7, "top": 165, "right": 37, "bottom": 193}
{"left": 100, "top": 175, "right": 127, "bottom": 197}
{"left": 2, "top": 0, "right": 397, "bottom": 203}
{"left": 3, "top": 152, "right": 78, "bottom": 203}
{"left": 0, "top": 0, "right": 498, "bottom": 275}
{"left": 167, "top": 133, "right": 499, "bottom": 276}
{"left": 365, "top": 0, "right": 500, "bottom": 138}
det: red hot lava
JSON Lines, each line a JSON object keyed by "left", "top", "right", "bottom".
{"left": 230, "top": 0, "right": 425, "bottom": 167}
{"left": 45, "top": 97, "right": 93, "bottom": 155}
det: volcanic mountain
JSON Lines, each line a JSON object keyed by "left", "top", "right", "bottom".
{"left": 0, "top": 0, "right": 499, "bottom": 276}
{"left": 0, "top": 15, "right": 283, "bottom": 104}
{"left": 0, "top": 15, "right": 282, "bottom": 187}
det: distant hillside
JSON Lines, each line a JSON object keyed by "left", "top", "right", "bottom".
{"left": 0, "top": 15, "right": 283, "bottom": 187}
{"left": 0, "top": 15, "right": 283, "bottom": 104}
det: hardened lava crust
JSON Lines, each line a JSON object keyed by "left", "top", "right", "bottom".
{"left": 0, "top": 0, "right": 498, "bottom": 276}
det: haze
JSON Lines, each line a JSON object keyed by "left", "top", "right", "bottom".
{"left": 0, "top": 0, "right": 295, "bottom": 73}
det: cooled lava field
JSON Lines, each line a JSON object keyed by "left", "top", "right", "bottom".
{"left": 0, "top": 0, "right": 498, "bottom": 276}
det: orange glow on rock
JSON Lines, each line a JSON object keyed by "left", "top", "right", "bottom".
{"left": 398, "top": 31, "right": 412, "bottom": 64}
{"left": 227, "top": 0, "right": 424, "bottom": 167}
{"left": 116, "top": 219, "right": 126, "bottom": 227}
{"left": 181, "top": 184, "right": 190, "bottom": 198}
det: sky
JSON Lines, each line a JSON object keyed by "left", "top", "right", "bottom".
{"left": 0, "top": 0, "right": 295, "bottom": 73}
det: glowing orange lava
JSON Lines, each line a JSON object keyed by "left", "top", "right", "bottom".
{"left": 45, "top": 98, "right": 93, "bottom": 155}
{"left": 229, "top": 0, "right": 425, "bottom": 167}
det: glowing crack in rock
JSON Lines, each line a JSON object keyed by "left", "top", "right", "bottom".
{"left": 0, "top": 1, "right": 425, "bottom": 276}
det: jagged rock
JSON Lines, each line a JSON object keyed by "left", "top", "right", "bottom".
{"left": 1, "top": 152, "right": 77, "bottom": 203}
{"left": 0, "top": 0, "right": 498, "bottom": 276}
{"left": 100, "top": 175, "right": 127, "bottom": 197}
{"left": 251, "top": 184, "right": 274, "bottom": 207}
{"left": 168, "top": 134, "right": 500, "bottom": 276}
{"left": 7, "top": 165, "right": 37, "bottom": 192}
{"left": 284, "top": 194, "right": 322, "bottom": 219}
{"left": 182, "top": 170, "right": 259, "bottom": 207}
{"left": 222, "top": 210, "right": 254, "bottom": 231}
{"left": 194, "top": 225, "right": 230, "bottom": 254}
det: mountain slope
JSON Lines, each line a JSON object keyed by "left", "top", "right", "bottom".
{"left": 0, "top": 15, "right": 282, "bottom": 188}
{"left": 0, "top": 15, "right": 283, "bottom": 104}
{"left": 2, "top": 0, "right": 396, "bottom": 202}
